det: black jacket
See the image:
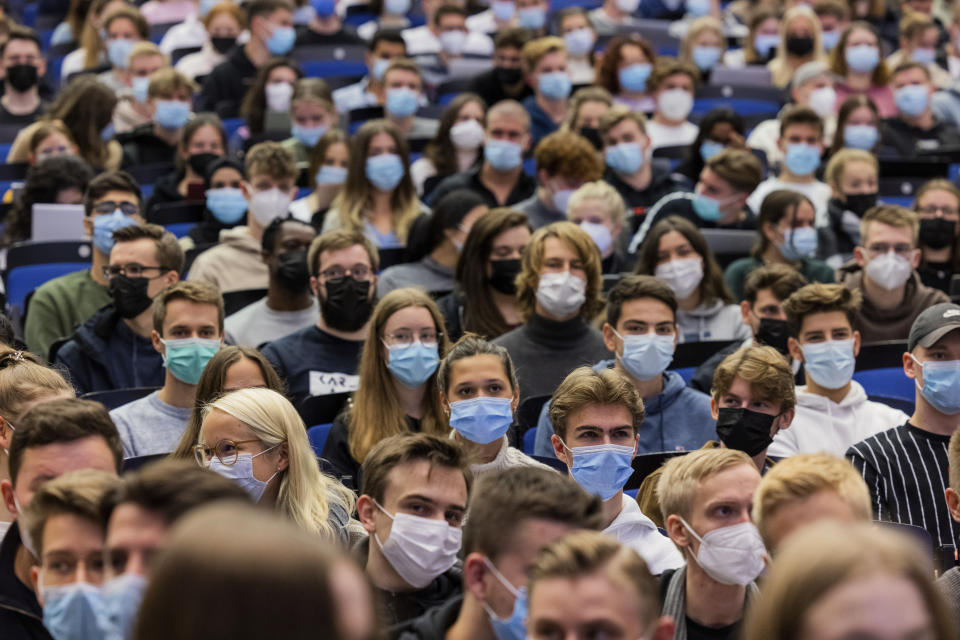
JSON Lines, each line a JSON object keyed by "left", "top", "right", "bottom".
{"left": 322, "top": 411, "right": 421, "bottom": 486}
{"left": 145, "top": 170, "right": 185, "bottom": 216}
{"left": 0, "top": 523, "right": 52, "bottom": 640}
{"left": 391, "top": 596, "right": 462, "bottom": 640}
{"left": 467, "top": 68, "right": 532, "bottom": 109}
{"left": 879, "top": 116, "right": 960, "bottom": 158}
{"left": 119, "top": 123, "right": 178, "bottom": 169}
{"left": 198, "top": 46, "right": 258, "bottom": 117}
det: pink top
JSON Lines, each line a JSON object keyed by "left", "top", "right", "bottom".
{"left": 139, "top": 0, "right": 197, "bottom": 24}
{"left": 835, "top": 81, "right": 896, "bottom": 118}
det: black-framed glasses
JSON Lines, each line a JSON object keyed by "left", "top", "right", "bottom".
{"left": 319, "top": 264, "right": 372, "bottom": 281}
{"left": 93, "top": 201, "right": 140, "bottom": 216}
{"left": 193, "top": 438, "right": 262, "bottom": 467}
{"left": 102, "top": 264, "right": 166, "bottom": 279}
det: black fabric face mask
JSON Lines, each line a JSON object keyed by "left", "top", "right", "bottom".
{"left": 785, "top": 35, "right": 814, "bottom": 56}
{"left": 919, "top": 217, "right": 957, "bottom": 250}
{"left": 320, "top": 276, "right": 373, "bottom": 332}
{"left": 188, "top": 153, "right": 220, "bottom": 177}
{"left": 715, "top": 407, "right": 778, "bottom": 457}
{"left": 579, "top": 127, "right": 603, "bottom": 151}
{"left": 6, "top": 64, "right": 37, "bottom": 92}
{"left": 275, "top": 249, "right": 311, "bottom": 292}
{"left": 489, "top": 258, "right": 522, "bottom": 295}
{"left": 211, "top": 36, "right": 237, "bottom": 55}
{"left": 755, "top": 318, "right": 790, "bottom": 355}
{"left": 843, "top": 192, "right": 878, "bottom": 218}
{"left": 495, "top": 66, "right": 523, "bottom": 85}
{"left": 109, "top": 275, "right": 153, "bottom": 319}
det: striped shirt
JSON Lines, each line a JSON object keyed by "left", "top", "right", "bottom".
{"left": 846, "top": 422, "right": 960, "bottom": 549}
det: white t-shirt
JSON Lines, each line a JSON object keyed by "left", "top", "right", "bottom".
{"left": 645, "top": 120, "right": 699, "bottom": 151}
{"left": 400, "top": 24, "right": 493, "bottom": 57}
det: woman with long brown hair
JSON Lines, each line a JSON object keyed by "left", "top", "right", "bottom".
{"left": 411, "top": 93, "right": 486, "bottom": 198}
{"left": 290, "top": 128, "right": 350, "bottom": 226}
{"left": 321, "top": 288, "right": 450, "bottom": 482}
{"left": 239, "top": 57, "right": 303, "bottom": 137}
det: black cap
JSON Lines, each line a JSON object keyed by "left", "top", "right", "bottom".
{"left": 908, "top": 303, "right": 960, "bottom": 351}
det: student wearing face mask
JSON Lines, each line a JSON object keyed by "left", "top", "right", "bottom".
{"left": 374, "top": 60, "right": 439, "bottom": 141}
{"left": 173, "top": 2, "right": 246, "bottom": 83}
{"left": 820, "top": 149, "right": 878, "bottom": 268}
{"left": 379, "top": 190, "right": 488, "bottom": 297}
{"left": 181, "top": 157, "right": 248, "bottom": 251}
{"left": 95, "top": 6, "right": 150, "bottom": 94}
{"left": 768, "top": 284, "right": 908, "bottom": 459}
{"left": 725, "top": 191, "right": 835, "bottom": 300}
{"left": 145, "top": 114, "right": 227, "bottom": 215}
{"left": 886, "top": 12, "right": 952, "bottom": 89}
{"left": 0, "top": 27, "right": 48, "bottom": 126}
{"left": 830, "top": 22, "right": 896, "bottom": 117}
{"left": 880, "top": 62, "right": 960, "bottom": 157}
{"left": 768, "top": 6, "right": 824, "bottom": 89}
{"left": 493, "top": 222, "right": 610, "bottom": 402}
{"left": 644, "top": 59, "right": 700, "bottom": 151}
{"left": 290, "top": 129, "right": 349, "bottom": 226}
{"left": 355, "top": 433, "right": 471, "bottom": 627}
{"left": 118, "top": 69, "right": 198, "bottom": 170}
{"left": 400, "top": 0, "right": 494, "bottom": 59}
{"left": 675, "top": 108, "right": 747, "bottom": 188}
{"left": 522, "top": 37, "right": 573, "bottom": 146}
{"left": 657, "top": 448, "right": 767, "bottom": 640}
{"left": 111, "top": 43, "right": 169, "bottom": 136}
{"left": 322, "top": 289, "right": 450, "bottom": 483}
{"left": 914, "top": 179, "right": 960, "bottom": 294}
{"left": 514, "top": 131, "right": 603, "bottom": 231}
{"left": 468, "top": 29, "right": 534, "bottom": 108}
{"left": 566, "top": 181, "right": 629, "bottom": 274}
{"left": 680, "top": 17, "right": 729, "bottom": 83}
{"left": 239, "top": 59, "right": 303, "bottom": 144}
{"left": 838, "top": 205, "right": 948, "bottom": 343}
{"left": 412, "top": 94, "right": 487, "bottom": 199}
{"left": 224, "top": 217, "right": 317, "bottom": 347}
{"left": 847, "top": 303, "right": 960, "bottom": 550}
{"left": 548, "top": 367, "right": 684, "bottom": 573}
{"left": 189, "top": 142, "right": 298, "bottom": 293}
{"left": 279, "top": 78, "right": 337, "bottom": 171}
{"left": 534, "top": 276, "right": 715, "bottom": 460}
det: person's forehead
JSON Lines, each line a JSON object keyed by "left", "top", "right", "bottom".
{"left": 531, "top": 573, "right": 645, "bottom": 629}
{"left": 383, "top": 305, "right": 434, "bottom": 334}
{"left": 618, "top": 296, "right": 674, "bottom": 323}
{"left": 753, "top": 288, "right": 783, "bottom": 308}
{"left": 865, "top": 220, "right": 912, "bottom": 243}
{"left": 163, "top": 299, "right": 220, "bottom": 327}
{"left": 319, "top": 243, "right": 371, "bottom": 268}
{"left": 278, "top": 221, "right": 317, "bottom": 243}
{"left": 488, "top": 112, "right": 524, "bottom": 130}
{"left": 568, "top": 403, "right": 634, "bottom": 430}
{"left": 211, "top": 167, "right": 242, "bottom": 183}
{"left": 18, "top": 437, "right": 117, "bottom": 485}
{"left": 542, "top": 236, "right": 578, "bottom": 259}
{"left": 131, "top": 53, "right": 163, "bottom": 69}
{"left": 448, "top": 354, "right": 508, "bottom": 385}
{"left": 43, "top": 513, "right": 104, "bottom": 554}
{"left": 385, "top": 69, "right": 419, "bottom": 84}
{"left": 5, "top": 38, "right": 39, "bottom": 55}
{"left": 507, "top": 518, "right": 579, "bottom": 563}
{"left": 106, "top": 502, "right": 169, "bottom": 548}
{"left": 895, "top": 68, "right": 927, "bottom": 83}
{"left": 381, "top": 459, "right": 468, "bottom": 505}
{"left": 695, "top": 463, "right": 760, "bottom": 507}
{"left": 200, "top": 409, "right": 253, "bottom": 442}
{"left": 96, "top": 189, "right": 139, "bottom": 205}
{"left": 110, "top": 238, "right": 157, "bottom": 265}
{"left": 800, "top": 309, "right": 852, "bottom": 334}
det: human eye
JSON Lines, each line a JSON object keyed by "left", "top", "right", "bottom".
{"left": 108, "top": 550, "right": 128, "bottom": 574}
{"left": 488, "top": 383, "right": 504, "bottom": 394}
{"left": 457, "top": 386, "right": 475, "bottom": 397}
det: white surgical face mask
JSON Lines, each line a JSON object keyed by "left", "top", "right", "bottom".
{"left": 654, "top": 256, "right": 703, "bottom": 299}
{"left": 678, "top": 517, "right": 767, "bottom": 586}
{"left": 808, "top": 85, "right": 836, "bottom": 118}
{"left": 865, "top": 251, "right": 913, "bottom": 290}
{"left": 249, "top": 187, "right": 292, "bottom": 226}
{"left": 264, "top": 81, "right": 294, "bottom": 112}
{"left": 449, "top": 118, "right": 485, "bottom": 150}
{"left": 657, "top": 88, "right": 693, "bottom": 120}
{"left": 207, "top": 447, "right": 279, "bottom": 501}
{"left": 374, "top": 501, "right": 462, "bottom": 588}
{"left": 535, "top": 271, "right": 587, "bottom": 318}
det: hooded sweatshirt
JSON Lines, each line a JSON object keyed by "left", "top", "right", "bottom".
{"left": 534, "top": 365, "right": 715, "bottom": 458}
{"left": 676, "top": 299, "right": 752, "bottom": 344}
{"left": 604, "top": 494, "right": 684, "bottom": 574}
{"left": 187, "top": 226, "right": 269, "bottom": 293}
{"left": 838, "top": 265, "right": 949, "bottom": 344}
{"left": 768, "top": 381, "right": 909, "bottom": 458}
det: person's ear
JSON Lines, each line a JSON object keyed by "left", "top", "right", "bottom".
{"left": 853, "top": 245, "right": 866, "bottom": 268}
{"left": 463, "top": 552, "right": 492, "bottom": 601}
{"left": 82, "top": 215, "right": 95, "bottom": 238}
{"left": 165, "top": 269, "right": 179, "bottom": 287}
{"left": 261, "top": 249, "right": 272, "bottom": 265}
{"left": 510, "top": 386, "right": 520, "bottom": 413}
{"left": 1, "top": 480, "right": 16, "bottom": 518}
{"left": 787, "top": 336, "right": 803, "bottom": 363}
{"left": 903, "top": 350, "right": 921, "bottom": 382}
{"left": 551, "top": 432, "right": 571, "bottom": 466}
{"left": 777, "top": 407, "right": 795, "bottom": 431}
{"left": 946, "top": 487, "right": 960, "bottom": 522}
{"left": 0, "top": 417, "right": 13, "bottom": 451}
{"left": 601, "top": 322, "right": 619, "bottom": 353}
{"left": 739, "top": 300, "right": 751, "bottom": 325}
{"left": 310, "top": 275, "right": 320, "bottom": 297}
{"left": 520, "top": 132, "right": 531, "bottom": 153}
{"left": 665, "top": 514, "right": 692, "bottom": 549}
{"left": 151, "top": 329, "right": 164, "bottom": 355}
{"left": 240, "top": 180, "right": 252, "bottom": 200}
{"left": 27, "top": 151, "right": 35, "bottom": 165}
{"left": 909, "top": 247, "right": 922, "bottom": 269}
{"left": 440, "top": 393, "right": 451, "bottom": 417}
{"left": 276, "top": 442, "right": 289, "bottom": 472}
{"left": 776, "top": 136, "right": 786, "bottom": 153}
{"left": 356, "top": 495, "right": 377, "bottom": 533}
{"left": 710, "top": 396, "right": 719, "bottom": 420}
{"left": 30, "top": 566, "right": 41, "bottom": 603}
{"left": 852, "top": 330, "right": 861, "bottom": 357}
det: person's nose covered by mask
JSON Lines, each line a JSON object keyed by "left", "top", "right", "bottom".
{"left": 274, "top": 249, "right": 311, "bottom": 293}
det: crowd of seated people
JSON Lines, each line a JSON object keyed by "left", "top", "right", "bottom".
{"left": 2, "top": 0, "right": 960, "bottom": 637}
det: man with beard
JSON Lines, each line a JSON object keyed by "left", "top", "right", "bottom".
{"left": 260, "top": 230, "right": 379, "bottom": 401}
{"left": 225, "top": 216, "right": 318, "bottom": 347}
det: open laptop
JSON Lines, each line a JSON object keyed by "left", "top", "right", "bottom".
{"left": 31, "top": 203, "right": 86, "bottom": 242}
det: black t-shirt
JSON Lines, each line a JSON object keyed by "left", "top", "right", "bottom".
{"left": 260, "top": 325, "right": 363, "bottom": 401}
{"left": 879, "top": 117, "right": 960, "bottom": 157}
{"left": 659, "top": 569, "right": 742, "bottom": 640}
{"left": 197, "top": 46, "right": 258, "bottom": 117}
{"left": 0, "top": 99, "right": 44, "bottom": 125}
{"left": 467, "top": 68, "right": 533, "bottom": 107}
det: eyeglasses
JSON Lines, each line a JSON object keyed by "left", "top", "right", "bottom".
{"left": 319, "top": 264, "right": 372, "bottom": 281}
{"left": 93, "top": 201, "right": 140, "bottom": 216}
{"left": 383, "top": 330, "right": 441, "bottom": 347}
{"left": 102, "top": 264, "right": 166, "bottom": 279}
{"left": 866, "top": 243, "right": 914, "bottom": 257}
{"left": 916, "top": 204, "right": 960, "bottom": 218}
{"left": 194, "top": 438, "right": 262, "bottom": 466}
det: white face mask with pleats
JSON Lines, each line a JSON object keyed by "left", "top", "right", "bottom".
{"left": 373, "top": 501, "right": 462, "bottom": 588}
{"left": 678, "top": 517, "right": 767, "bottom": 585}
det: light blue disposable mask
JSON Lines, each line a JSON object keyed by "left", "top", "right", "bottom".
{"left": 386, "top": 341, "right": 440, "bottom": 387}
{"left": 208, "top": 447, "right": 279, "bottom": 500}
{"left": 385, "top": 87, "right": 419, "bottom": 118}
{"left": 820, "top": 29, "right": 840, "bottom": 50}
{"left": 206, "top": 187, "right": 248, "bottom": 224}
{"left": 316, "top": 165, "right": 348, "bottom": 185}
{"left": 780, "top": 226, "right": 818, "bottom": 261}
{"left": 492, "top": 0, "right": 516, "bottom": 21}
{"left": 553, "top": 188, "right": 574, "bottom": 213}
{"left": 291, "top": 123, "right": 328, "bottom": 148}
{"left": 485, "top": 139, "right": 522, "bottom": 171}
{"left": 131, "top": 76, "right": 150, "bottom": 104}
{"left": 895, "top": 84, "right": 929, "bottom": 117}
{"left": 517, "top": 5, "right": 546, "bottom": 29}
{"left": 365, "top": 153, "right": 405, "bottom": 191}
{"left": 754, "top": 34, "right": 779, "bottom": 58}
{"left": 372, "top": 58, "right": 391, "bottom": 82}
{"left": 41, "top": 581, "right": 106, "bottom": 640}
{"left": 699, "top": 139, "right": 725, "bottom": 162}
{"left": 107, "top": 38, "right": 135, "bottom": 68}
{"left": 154, "top": 100, "right": 191, "bottom": 130}
{"left": 615, "top": 330, "right": 675, "bottom": 381}
{"left": 605, "top": 141, "right": 644, "bottom": 174}
{"left": 686, "top": 0, "right": 710, "bottom": 16}
{"left": 784, "top": 143, "right": 821, "bottom": 176}
{"left": 538, "top": 71, "right": 571, "bottom": 100}
{"left": 161, "top": 337, "right": 220, "bottom": 384}
{"left": 265, "top": 24, "right": 296, "bottom": 55}
{"left": 384, "top": 0, "right": 411, "bottom": 15}
{"left": 618, "top": 63, "right": 652, "bottom": 92}
{"left": 802, "top": 338, "right": 856, "bottom": 390}
{"left": 692, "top": 192, "right": 724, "bottom": 221}
{"left": 843, "top": 124, "right": 878, "bottom": 150}
{"left": 199, "top": 0, "right": 218, "bottom": 17}
{"left": 912, "top": 355, "right": 960, "bottom": 415}
{"left": 563, "top": 27, "right": 595, "bottom": 57}
{"left": 912, "top": 47, "right": 936, "bottom": 64}
{"left": 845, "top": 44, "right": 879, "bottom": 73}
{"left": 101, "top": 573, "right": 148, "bottom": 640}
{"left": 691, "top": 45, "right": 722, "bottom": 71}
{"left": 564, "top": 441, "right": 636, "bottom": 500}
{"left": 482, "top": 557, "right": 527, "bottom": 640}
{"left": 93, "top": 209, "right": 139, "bottom": 255}
{"left": 449, "top": 396, "right": 514, "bottom": 444}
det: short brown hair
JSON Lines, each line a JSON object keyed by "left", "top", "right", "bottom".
{"left": 83, "top": 170, "right": 142, "bottom": 217}
{"left": 307, "top": 229, "right": 380, "bottom": 277}
{"left": 359, "top": 433, "right": 472, "bottom": 504}
{"left": 9, "top": 399, "right": 123, "bottom": 487}
{"left": 648, "top": 57, "right": 699, "bottom": 92}
{"left": 0, "top": 25, "right": 41, "bottom": 56}
{"left": 23, "top": 469, "right": 119, "bottom": 558}
{"left": 605, "top": 275, "right": 677, "bottom": 329}
{"left": 533, "top": 131, "right": 604, "bottom": 182}
{"left": 814, "top": 0, "right": 849, "bottom": 19}
{"left": 657, "top": 447, "right": 754, "bottom": 522}
{"left": 148, "top": 67, "right": 197, "bottom": 99}
{"left": 522, "top": 36, "right": 566, "bottom": 72}
{"left": 112, "top": 223, "right": 185, "bottom": 274}
{"left": 712, "top": 344, "right": 797, "bottom": 412}
{"left": 860, "top": 204, "right": 919, "bottom": 246}
{"left": 152, "top": 281, "right": 225, "bottom": 334}
{"left": 464, "top": 467, "right": 604, "bottom": 561}
{"left": 599, "top": 105, "right": 647, "bottom": 138}
{"left": 103, "top": 5, "right": 149, "bottom": 41}
{"left": 383, "top": 57, "right": 422, "bottom": 86}
{"left": 742, "top": 264, "right": 810, "bottom": 306}
{"left": 782, "top": 283, "right": 862, "bottom": 338}
{"left": 245, "top": 141, "right": 298, "bottom": 182}
{"left": 899, "top": 10, "right": 936, "bottom": 41}
{"left": 705, "top": 149, "right": 764, "bottom": 195}
{"left": 779, "top": 105, "right": 824, "bottom": 138}
{"left": 548, "top": 367, "right": 644, "bottom": 441}
{"left": 494, "top": 27, "right": 529, "bottom": 51}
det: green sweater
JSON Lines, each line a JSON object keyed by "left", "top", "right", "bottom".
{"left": 25, "top": 269, "right": 110, "bottom": 360}
{"left": 724, "top": 257, "right": 835, "bottom": 301}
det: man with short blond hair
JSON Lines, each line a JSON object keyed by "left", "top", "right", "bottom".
{"left": 522, "top": 36, "right": 570, "bottom": 145}
{"left": 119, "top": 68, "right": 198, "bottom": 169}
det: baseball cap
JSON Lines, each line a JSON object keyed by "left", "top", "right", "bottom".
{"left": 908, "top": 303, "right": 960, "bottom": 351}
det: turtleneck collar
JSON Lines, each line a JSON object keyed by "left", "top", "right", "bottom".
{"left": 523, "top": 312, "right": 592, "bottom": 349}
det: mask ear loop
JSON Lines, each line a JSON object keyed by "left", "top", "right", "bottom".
{"left": 480, "top": 557, "right": 521, "bottom": 622}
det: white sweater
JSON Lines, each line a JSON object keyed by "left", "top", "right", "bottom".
{"left": 605, "top": 495, "right": 685, "bottom": 575}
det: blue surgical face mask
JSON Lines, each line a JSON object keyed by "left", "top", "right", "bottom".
{"left": 845, "top": 44, "right": 879, "bottom": 73}
{"left": 107, "top": 38, "right": 135, "bottom": 68}
{"left": 517, "top": 5, "right": 546, "bottom": 29}
{"left": 385, "top": 341, "right": 440, "bottom": 388}
{"left": 618, "top": 63, "right": 652, "bottom": 92}
{"left": 802, "top": 338, "right": 856, "bottom": 390}
{"left": 820, "top": 29, "right": 840, "bottom": 51}
{"left": 160, "top": 337, "right": 220, "bottom": 385}
{"left": 384, "top": 0, "right": 411, "bottom": 15}
{"left": 485, "top": 139, "right": 522, "bottom": 171}
{"left": 691, "top": 45, "right": 722, "bottom": 71}
{"left": 482, "top": 557, "right": 527, "bottom": 640}
{"left": 563, "top": 27, "right": 596, "bottom": 57}
{"left": 385, "top": 87, "right": 419, "bottom": 118}
{"left": 538, "top": 71, "right": 571, "bottom": 100}
{"left": 131, "top": 76, "right": 150, "bottom": 104}
{"left": 372, "top": 58, "right": 391, "bottom": 82}
{"left": 784, "top": 143, "right": 821, "bottom": 176}
{"left": 41, "top": 580, "right": 106, "bottom": 640}
{"left": 843, "top": 124, "right": 878, "bottom": 150}
{"left": 449, "top": 396, "right": 514, "bottom": 444}
{"left": 699, "top": 139, "right": 725, "bottom": 162}
{"left": 316, "top": 165, "right": 347, "bottom": 185}
{"left": 563, "top": 441, "right": 636, "bottom": 501}
{"left": 779, "top": 226, "right": 818, "bottom": 261}
{"left": 605, "top": 141, "right": 644, "bottom": 174}
{"left": 153, "top": 100, "right": 191, "bottom": 130}
{"left": 291, "top": 123, "right": 328, "bottom": 148}
{"left": 101, "top": 573, "right": 148, "bottom": 640}
{"left": 615, "top": 330, "right": 675, "bottom": 381}
{"left": 206, "top": 187, "right": 248, "bottom": 224}
{"left": 265, "top": 23, "right": 296, "bottom": 55}
{"left": 754, "top": 34, "right": 779, "bottom": 58}
{"left": 895, "top": 84, "right": 929, "bottom": 117}
{"left": 912, "top": 355, "right": 960, "bottom": 415}
{"left": 208, "top": 447, "right": 279, "bottom": 501}
{"left": 365, "top": 153, "right": 405, "bottom": 191}
{"left": 93, "top": 209, "right": 139, "bottom": 255}
{"left": 686, "top": 0, "right": 710, "bottom": 16}
{"left": 692, "top": 192, "right": 724, "bottom": 221}
{"left": 912, "top": 47, "right": 936, "bottom": 64}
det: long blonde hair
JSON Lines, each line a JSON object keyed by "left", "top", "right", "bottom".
{"left": 768, "top": 6, "right": 823, "bottom": 88}
{"left": 201, "top": 388, "right": 356, "bottom": 541}
{"left": 348, "top": 289, "right": 450, "bottom": 464}
{"left": 0, "top": 349, "right": 73, "bottom": 423}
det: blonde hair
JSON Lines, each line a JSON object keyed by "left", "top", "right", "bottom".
{"left": 744, "top": 521, "right": 956, "bottom": 640}
{"left": 657, "top": 448, "right": 755, "bottom": 523}
{"left": 516, "top": 221, "right": 604, "bottom": 322}
{"left": 712, "top": 344, "right": 797, "bottom": 412}
{"left": 201, "top": 388, "right": 356, "bottom": 540}
{"left": 823, "top": 148, "right": 877, "bottom": 190}
{"left": 148, "top": 67, "right": 198, "bottom": 99}
{"left": 599, "top": 105, "right": 647, "bottom": 138}
{"left": 752, "top": 453, "right": 872, "bottom": 549}
{"left": 0, "top": 348, "right": 72, "bottom": 423}
{"left": 522, "top": 36, "right": 566, "bottom": 72}
{"left": 127, "top": 41, "right": 168, "bottom": 67}
{"left": 860, "top": 204, "right": 919, "bottom": 247}
{"left": 568, "top": 181, "right": 628, "bottom": 228}
{"left": 769, "top": 6, "right": 824, "bottom": 88}
{"left": 680, "top": 16, "right": 726, "bottom": 64}
{"left": 291, "top": 77, "right": 335, "bottom": 115}
{"left": 560, "top": 87, "right": 613, "bottom": 132}
{"left": 348, "top": 289, "right": 450, "bottom": 464}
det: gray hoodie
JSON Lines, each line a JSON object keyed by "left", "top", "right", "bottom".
{"left": 677, "top": 299, "right": 752, "bottom": 343}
